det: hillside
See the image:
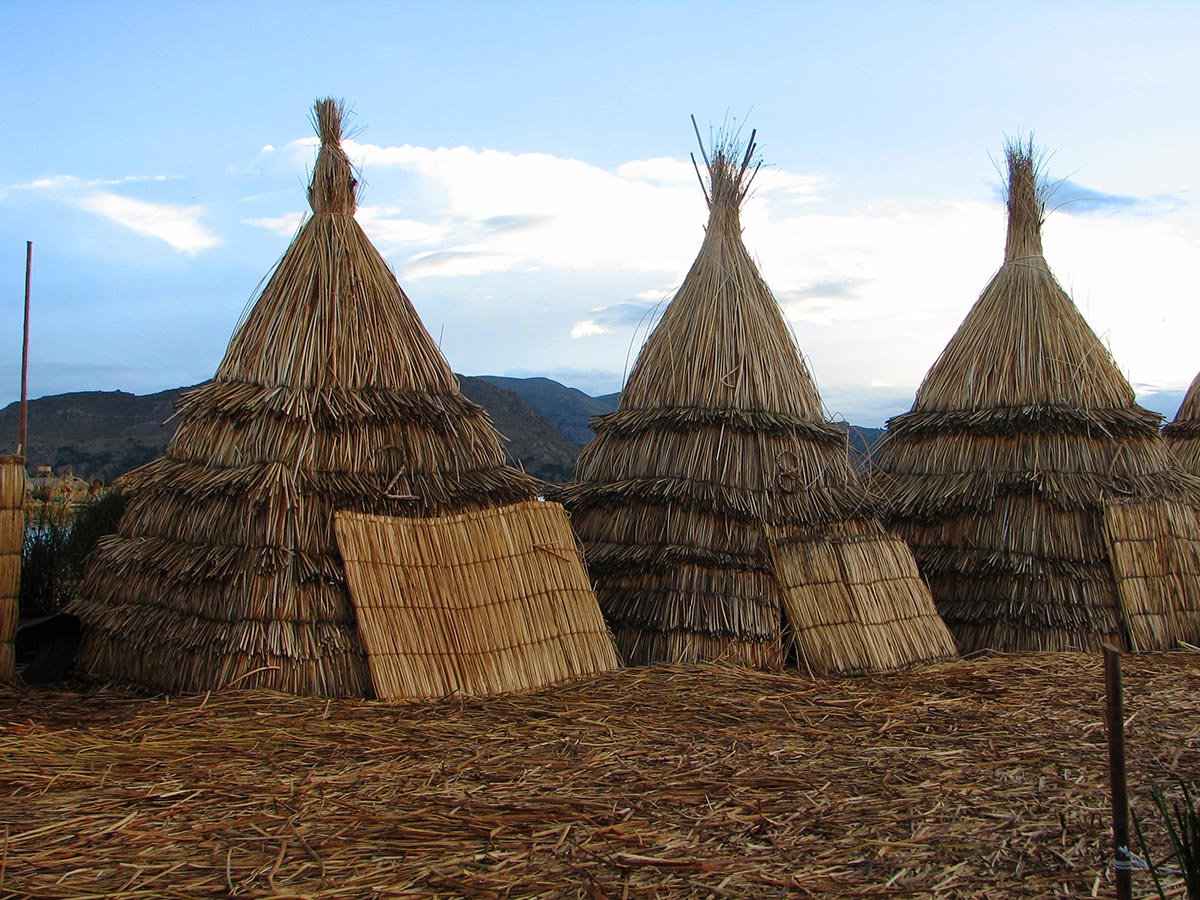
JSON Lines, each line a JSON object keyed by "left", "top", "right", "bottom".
{"left": 457, "top": 377, "right": 579, "bottom": 484}
{"left": 477, "top": 376, "right": 619, "bottom": 445}
{"left": 0, "top": 387, "right": 184, "bottom": 482}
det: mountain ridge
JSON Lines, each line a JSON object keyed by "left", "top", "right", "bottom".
{"left": 0, "top": 376, "right": 888, "bottom": 484}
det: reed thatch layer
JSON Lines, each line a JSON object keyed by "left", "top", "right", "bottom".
{"left": 70, "top": 100, "right": 540, "bottom": 697}
{"left": 768, "top": 519, "right": 957, "bottom": 675}
{"left": 3, "top": 653, "right": 1199, "bottom": 898}
{"left": 0, "top": 456, "right": 21, "bottom": 682}
{"left": 553, "top": 128, "right": 948, "bottom": 674}
{"left": 874, "top": 143, "right": 1200, "bottom": 653}
{"left": 333, "top": 502, "right": 619, "bottom": 699}
{"left": 1163, "top": 370, "right": 1200, "bottom": 474}
{"left": 1104, "top": 499, "right": 1200, "bottom": 650}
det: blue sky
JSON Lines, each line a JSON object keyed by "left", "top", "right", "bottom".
{"left": 3, "top": 1, "right": 1200, "bottom": 425}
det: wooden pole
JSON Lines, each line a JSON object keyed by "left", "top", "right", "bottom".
{"left": 19, "top": 241, "right": 31, "bottom": 457}
{"left": 1104, "top": 644, "right": 1133, "bottom": 900}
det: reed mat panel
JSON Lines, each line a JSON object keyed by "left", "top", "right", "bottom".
{"left": 335, "top": 501, "right": 619, "bottom": 700}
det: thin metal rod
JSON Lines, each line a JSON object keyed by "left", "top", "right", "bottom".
{"left": 19, "top": 241, "right": 31, "bottom": 458}
{"left": 1104, "top": 644, "right": 1132, "bottom": 900}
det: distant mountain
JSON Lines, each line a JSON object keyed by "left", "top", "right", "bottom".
{"left": 457, "top": 377, "right": 579, "bottom": 484}
{"left": 0, "top": 387, "right": 184, "bottom": 482}
{"left": 0, "top": 376, "right": 895, "bottom": 486}
{"left": 477, "top": 376, "right": 619, "bottom": 445}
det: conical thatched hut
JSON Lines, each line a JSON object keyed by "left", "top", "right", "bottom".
{"left": 1163, "top": 375, "right": 1200, "bottom": 474}
{"left": 873, "top": 142, "right": 1200, "bottom": 654}
{"left": 553, "top": 127, "right": 955, "bottom": 672}
{"left": 70, "top": 100, "right": 541, "bottom": 697}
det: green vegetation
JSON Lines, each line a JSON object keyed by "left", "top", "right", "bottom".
{"left": 20, "top": 490, "right": 128, "bottom": 618}
{"left": 1134, "top": 779, "right": 1200, "bottom": 899}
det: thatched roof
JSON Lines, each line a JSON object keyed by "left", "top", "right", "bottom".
{"left": 1163, "top": 372, "right": 1200, "bottom": 474}
{"left": 553, "top": 125, "right": 954, "bottom": 671}
{"left": 873, "top": 142, "right": 1200, "bottom": 653}
{"left": 69, "top": 99, "right": 541, "bottom": 697}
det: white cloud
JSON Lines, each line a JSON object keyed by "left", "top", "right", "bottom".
{"left": 242, "top": 211, "right": 306, "bottom": 237}
{"left": 76, "top": 192, "right": 219, "bottom": 254}
{"left": 210, "top": 137, "right": 1200, "bottom": 405}
{"left": 571, "top": 319, "right": 610, "bottom": 338}
{"left": 18, "top": 173, "right": 218, "bottom": 254}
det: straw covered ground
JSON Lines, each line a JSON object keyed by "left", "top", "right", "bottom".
{"left": 1, "top": 652, "right": 1197, "bottom": 898}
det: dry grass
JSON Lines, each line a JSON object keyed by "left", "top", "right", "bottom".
{"left": 873, "top": 142, "right": 1200, "bottom": 654}
{"left": 554, "top": 128, "right": 946, "bottom": 673}
{"left": 1, "top": 652, "right": 1197, "bottom": 898}
{"left": 68, "top": 99, "right": 539, "bottom": 698}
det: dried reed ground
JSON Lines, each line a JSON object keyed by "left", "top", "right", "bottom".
{"left": 1, "top": 653, "right": 1197, "bottom": 899}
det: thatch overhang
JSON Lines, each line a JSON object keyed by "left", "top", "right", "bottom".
{"left": 553, "top": 125, "right": 954, "bottom": 672}
{"left": 1163, "top": 372, "right": 1200, "bottom": 474}
{"left": 69, "top": 99, "right": 541, "bottom": 697}
{"left": 873, "top": 142, "right": 1200, "bottom": 654}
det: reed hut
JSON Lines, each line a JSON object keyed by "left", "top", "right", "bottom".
{"left": 873, "top": 142, "right": 1200, "bottom": 654}
{"left": 1163, "top": 374, "right": 1200, "bottom": 474}
{"left": 553, "top": 127, "right": 955, "bottom": 672}
{"left": 70, "top": 100, "right": 540, "bottom": 697}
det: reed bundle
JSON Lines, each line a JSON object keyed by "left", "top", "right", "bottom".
{"left": 69, "top": 100, "right": 540, "bottom": 697}
{"left": 3, "top": 653, "right": 1199, "bottom": 898}
{"left": 553, "top": 126, "right": 952, "bottom": 673}
{"left": 333, "top": 501, "right": 619, "bottom": 700}
{"left": 1163, "top": 372, "right": 1200, "bottom": 474}
{"left": 873, "top": 142, "right": 1200, "bottom": 653}
{"left": 0, "top": 456, "right": 23, "bottom": 681}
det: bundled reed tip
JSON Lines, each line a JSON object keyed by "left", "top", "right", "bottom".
{"left": 1003, "top": 139, "right": 1045, "bottom": 261}
{"left": 308, "top": 97, "right": 358, "bottom": 215}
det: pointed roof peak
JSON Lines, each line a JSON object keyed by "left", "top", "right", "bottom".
{"left": 307, "top": 98, "right": 358, "bottom": 215}
{"left": 1003, "top": 139, "right": 1046, "bottom": 262}
{"left": 690, "top": 115, "right": 760, "bottom": 219}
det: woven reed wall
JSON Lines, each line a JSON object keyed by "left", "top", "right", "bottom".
{"left": 0, "top": 456, "right": 24, "bottom": 681}
{"left": 334, "top": 502, "right": 619, "bottom": 700}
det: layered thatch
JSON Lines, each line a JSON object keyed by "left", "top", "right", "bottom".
{"left": 70, "top": 100, "right": 540, "bottom": 697}
{"left": 873, "top": 142, "right": 1200, "bottom": 653}
{"left": 554, "top": 126, "right": 954, "bottom": 671}
{"left": 334, "top": 501, "right": 620, "bottom": 700}
{"left": 1163, "top": 372, "right": 1200, "bottom": 474}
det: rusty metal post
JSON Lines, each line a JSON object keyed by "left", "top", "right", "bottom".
{"left": 19, "top": 241, "right": 31, "bottom": 456}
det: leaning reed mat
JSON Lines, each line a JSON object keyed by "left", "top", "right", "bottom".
{"left": 768, "top": 525, "right": 957, "bottom": 675}
{"left": 2, "top": 653, "right": 1198, "bottom": 899}
{"left": 1103, "top": 499, "right": 1200, "bottom": 650}
{"left": 334, "top": 501, "right": 620, "bottom": 700}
